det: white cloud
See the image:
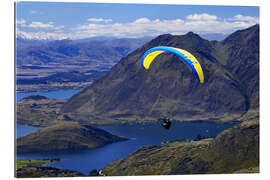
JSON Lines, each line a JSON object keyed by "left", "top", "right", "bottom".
{"left": 87, "top": 18, "right": 112, "bottom": 23}
{"left": 74, "top": 17, "right": 187, "bottom": 39}
{"left": 16, "top": 19, "right": 26, "bottom": 27}
{"left": 227, "top": 14, "right": 259, "bottom": 23}
{"left": 16, "top": 20, "right": 66, "bottom": 40}
{"left": 18, "top": 20, "right": 65, "bottom": 31}
{"left": 17, "top": 29, "right": 71, "bottom": 40}
{"left": 186, "top": 13, "right": 217, "bottom": 21}
{"left": 28, "top": 21, "right": 54, "bottom": 29}
{"left": 16, "top": 13, "right": 259, "bottom": 40}
{"left": 53, "top": 25, "right": 65, "bottom": 31}
{"left": 134, "top": 18, "right": 151, "bottom": 24}
{"left": 30, "top": 10, "right": 37, "bottom": 14}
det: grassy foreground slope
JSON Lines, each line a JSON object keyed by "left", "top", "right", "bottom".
{"left": 17, "top": 122, "right": 127, "bottom": 153}
{"left": 102, "top": 120, "right": 259, "bottom": 175}
{"left": 16, "top": 165, "right": 85, "bottom": 178}
{"left": 16, "top": 159, "right": 60, "bottom": 170}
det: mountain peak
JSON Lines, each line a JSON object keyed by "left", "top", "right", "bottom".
{"left": 145, "top": 32, "right": 205, "bottom": 51}
{"left": 186, "top": 31, "right": 197, "bottom": 36}
{"left": 153, "top": 34, "right": 174, "bottom": 43}
{"left": 223, "top": 24, "right": 259, "bottom": 44}
{"left": 184, "top": 31, "right": 204, "bottom": 40}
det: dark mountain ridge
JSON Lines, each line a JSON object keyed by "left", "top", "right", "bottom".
{"left": 61, "top": 25, "right": 259, "bottom": 123}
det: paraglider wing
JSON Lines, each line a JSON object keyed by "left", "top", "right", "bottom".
{"left": 141, "top": 46, "right": 204, "bottom": 83}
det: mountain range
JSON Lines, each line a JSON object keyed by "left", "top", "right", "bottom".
{"left": 16, "top": 36, "right": 154, "bottom": 92}
{"left": 16, "top": 37, "right": 152, "bottom": 67}
{"left": 60, "top": 24, "right": 259, "bottom": 123}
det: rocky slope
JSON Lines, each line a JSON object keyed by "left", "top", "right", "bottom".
{"left": 102, "top": 119, "right": 259, "bottom": 175}
{"left": 61, "top": 25, "right": 259, "bottom": 123}
{"left": 17, "top": 122, "right": 127, "bottom": 153}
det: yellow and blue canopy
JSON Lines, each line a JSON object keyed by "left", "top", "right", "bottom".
{"left": 141, "top": 46, "right": 204, "bottom": 83}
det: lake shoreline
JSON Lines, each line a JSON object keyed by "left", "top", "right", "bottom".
{"left": 16, "top": 118, "right": 240, "bottom": 128}
{"left": 16, "top": 84, "right": 89, "bottom": 94}
{"left": 16, "top": 88, "right": 83, "bottom": 101}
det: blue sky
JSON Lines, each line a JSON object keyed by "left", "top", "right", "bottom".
{"left": 16, "top": 1, "right": 259, "bottom": 40}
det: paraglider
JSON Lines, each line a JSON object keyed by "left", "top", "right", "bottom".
{"left": 141, "top": 46, "right": 204, "bottom": 83}
{"left": 160, "top": 117, "right": 172, "bottom": 130}
{"left": 141, "top": 46, "right": 204, "bottom": 130}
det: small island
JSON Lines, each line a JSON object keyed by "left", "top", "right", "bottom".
{"left": 17, "top": 121, "right": 128, "bottom": 153}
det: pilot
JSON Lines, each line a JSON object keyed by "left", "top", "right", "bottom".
{"left": 161, "top": 117, "right": 172, "bottom": 130}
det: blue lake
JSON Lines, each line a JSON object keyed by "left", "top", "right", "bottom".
{"left": 16, "top": 89, "right": 82, "bottom": 102}
{"left": 16, "top": 124, "right": 42, "bottom": 138}
{"left": 16, "top": 121, "right": 234, "bottom": 175}
{"left": 16, "top": 89, "right": 236, "bottom": 174}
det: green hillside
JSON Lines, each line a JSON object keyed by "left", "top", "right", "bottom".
{"left": 102, "top": 119, "right": 259, "bottom": 175}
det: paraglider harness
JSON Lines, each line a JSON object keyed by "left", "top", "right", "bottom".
{"left": 159, "top": 117, "right": 172, "bottom": 130}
